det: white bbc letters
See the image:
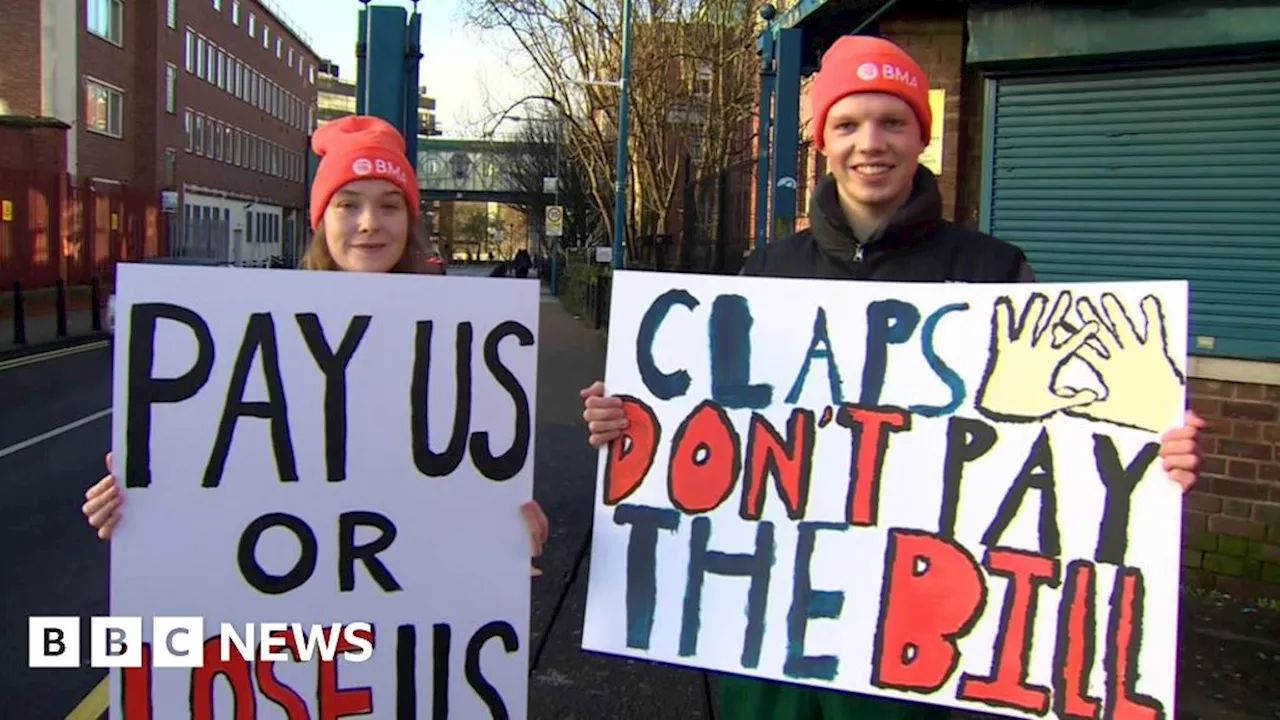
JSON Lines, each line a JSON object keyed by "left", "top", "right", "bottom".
{"left": 29, "top": 617, "right": 80, "bottom": 668}
{"left": 91, "top": 616, "right": 142, "bottom": 668}
{"left": 153, "top": 616, "right": 204, "bottom": 668}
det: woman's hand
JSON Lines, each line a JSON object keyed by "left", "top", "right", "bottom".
{"left": 82, "top": 452, "right": 123, "bottom": 540}
{"left": 522, "top": 500, "right": 550, "bottom": 577}
{"left": 1161, "top": 409, "right": 1206, "bottom": 493}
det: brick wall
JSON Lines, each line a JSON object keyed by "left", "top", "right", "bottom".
{"left": 1182, "top": 377, "right": 1280, "bottom": 600}
{"left": 0, "top": 121, "right": 69, "bottom": 173}
{"left": 0, "top": 0, "right": 42, "bottom": 116}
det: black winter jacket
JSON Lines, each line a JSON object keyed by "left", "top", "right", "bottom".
{"left": 741, "top": 168, "right": 1035, "bottom": 283}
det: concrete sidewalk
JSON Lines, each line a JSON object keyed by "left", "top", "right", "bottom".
{"left": 0, "top": 309, "right": 105, "bottom": 355}
{"left": 528, "top": 291, "right": 1280, "bottom": 719}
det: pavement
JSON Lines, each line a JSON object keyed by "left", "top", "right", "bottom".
{"left": 1, "top": 272, "right": 1277, "bottom": 719}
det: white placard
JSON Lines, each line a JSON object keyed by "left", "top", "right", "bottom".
{"left": 583, "top": 270, "right": 1189, "bottom": 718}
{"left": 108, "top": 263, "right": 538, "bottom": 718}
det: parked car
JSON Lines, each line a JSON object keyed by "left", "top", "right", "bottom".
{"left": 107, "top": 256, "right": 234, "bottom": 334}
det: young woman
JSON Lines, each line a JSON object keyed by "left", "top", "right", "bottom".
{"left": 81, "top": 115, "right": 550, "bottom": 573}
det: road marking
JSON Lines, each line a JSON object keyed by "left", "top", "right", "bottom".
{"left": 0, "top": 339, "right": 109, "bottom": 373}
{"left": 0, "top": 408, "right": 111, "bottom": 460}
{"left": 65, "top": 675, "right": 107, "bottom": 720}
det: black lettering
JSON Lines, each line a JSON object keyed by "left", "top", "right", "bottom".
{"left": 205, "top": 313, "right": 298, "bottom": 488}
{"left": 1094, "top": 436, "right": 1159, "bottom": 565}
{"left": 434, "top": 623, "right": 450, "bottom": 720}
{"left": 938, "top": 417, "right": 998, "bottom": 539}
{"left": 411, "top": 321, "right": 473, "bottom": 477}
{"left": 982, "top": 428, "right": 1060, "bottom": 557}
{"left": 296, "top": 313, "right": 371, "bottom": 482}
{"left": 125, "top": 303, "right": 215, "bottom": 488}
{"left": 397, "top": 623, "right": 417, "bottom": 720}
{"left": 237, "top": 512, "right": 317, "bottom": 594}
{"left": 339, "top": 511, "right": 402, "bottom": 592}
{"left": 470, "top": 321, "right": 534, "bottom": 482}
{"left": 465, "top": 621, "right": 519, "bottom": 719}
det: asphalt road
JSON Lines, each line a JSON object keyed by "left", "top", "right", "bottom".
{"left": 0, "top": 274, "right": 716, "bottom": 719}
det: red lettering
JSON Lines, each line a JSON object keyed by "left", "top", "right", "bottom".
{"left": 958, "top": 548, "right": 1059, "bottom": 714}
{"left": 255, "top": 629, "right": 309, "bottom": 719}
{"left": 1054, "top": 560, "right": 1102, "bottom": 719}
{"left": 191, "top": 637, "right": 256, "bottom": 720}
{"left": 668, "top": 400, "right": 740, "bottom": 514}
{"left": 838, "top": 405, "right": 910, "bottom": 527}
{"left": 872, "top": 529, "right": 985, "bottom": 692}
{"left": 319, "top": 626, "right": 375, "bottom": 719}
{"left": 603, "top": 395, "right": 660, "bottom": 505}
{"left": 740, "top": 408, "right": 815, "bottom": 520}
{"left": 1106, "top": 568, "right": 1163, "bottom": 719}
{"left": 123, "top": 642, "right": 152, "bottom": 720}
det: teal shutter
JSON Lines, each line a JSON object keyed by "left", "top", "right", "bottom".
{"left": 985, "top": 61, "right": 1280, "bottom": 361}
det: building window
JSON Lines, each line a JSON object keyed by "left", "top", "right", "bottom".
{"left": 167, "top": 0, "right": 177, "bottom": 28}
{"left": 263, "top": 26, "right": 270, "bottom": 49}
{"left": 206, "top": 44, "right": 215, "bottom": 84}
{"left": 224, "top": 125, "right": 232, "bottom": 163}
{"left": 195, "top": 114, "right": 204, "bottom": 155}
{"left": 276, "top": 38, "right": 282, "bottom": 59}
{"left": 84, "top": 77, "right": 123, "bottom": 138}
{"left": 164, "top": 148, "right": 176, "bottom": 186}
{"left": 196, "top": 36, "right": 206, "bottom": 78}
{"left": 248, "top": 13, "right": 255, "bottom": 37}
{"left": 165, "top": 63, "right": 176, "bottom": 113}
{"left": 232, "top": 0, "right": 240, "bottom": 24}
{"left": 288, "top": 48, "right": 294, "bottom": 68}
{"left": 309, "top": 64, "right": 315, "bottom": 84}
{"left": 185, "top": 30, "right": 195, "bottom": 72}
{"left": 184, "top": 109, "right": 193, "bottom": 151}
{"left": 212, "top": 0, "right": 221, "bottom": 11}
{"left": 214, "top": 120, "right": 223, "bottom": 161}
{"left": 87, "top": 0, "right": 124, "bottom": 45}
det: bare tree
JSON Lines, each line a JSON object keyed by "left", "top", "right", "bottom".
{"left": 467, "top": 0, "right": 761, "bottom": 265}
{"left": 503, "top": 110, "right": 603, "bottom": 254}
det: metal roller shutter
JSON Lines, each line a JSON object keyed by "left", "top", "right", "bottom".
{"left": 984, "top": 61, "right": 1280, "bottom": 361}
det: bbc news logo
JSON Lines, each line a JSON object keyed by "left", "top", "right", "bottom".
{"left": 29, "top": 617, "right": 373, "bottom": 668}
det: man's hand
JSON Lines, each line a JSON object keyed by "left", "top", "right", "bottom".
{"left": 976, "top": 291, "right": 1102, "bottom": 422}
{"left": 581, "top": 380, "right": 627, "bottom": 448}
{"left": 1063, "top": 293, "right": 1186, "bottom": 433}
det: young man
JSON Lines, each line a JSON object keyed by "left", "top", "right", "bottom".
{"left": 580, "top": 35, "right": 1205, "bottom": 718}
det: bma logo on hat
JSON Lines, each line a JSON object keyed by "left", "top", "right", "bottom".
{"left": 881, "top": 64, "right": 920, "bottom": 88}
{"left": 352, "top": 158, "right": 374, "bottom": 175}
{"left": 856, "top": 62, "right": 879, "bottom": 81}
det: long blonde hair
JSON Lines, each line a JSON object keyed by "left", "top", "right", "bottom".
{"left": 298, "top": 223, "right": 441, "bottom": 274}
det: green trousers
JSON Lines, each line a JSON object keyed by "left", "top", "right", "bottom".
{"left": 717, "top": 674, "right": 951, "bottom": 719}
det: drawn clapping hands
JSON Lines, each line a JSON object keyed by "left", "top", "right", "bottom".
{"left": 975, "top": 290, "right": 1185, "bottom": 433}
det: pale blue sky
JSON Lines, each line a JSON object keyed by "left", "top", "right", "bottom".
{"left": 270, "top": 0, "right": 536, "bottom": 136}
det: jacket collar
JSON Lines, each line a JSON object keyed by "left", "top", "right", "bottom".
{"left": 807, "top": 166, "right": 943, "bottom": 265}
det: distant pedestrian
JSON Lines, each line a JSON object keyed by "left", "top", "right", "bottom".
{"left": 513, "top": 248, "right": 532, "bottom": 279}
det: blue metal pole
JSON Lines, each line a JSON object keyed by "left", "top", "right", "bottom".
{"left": 770, "top": 28, "right": 802, "bottom": 239}
{"left": 753, "top": 31, "right": 775, "bottom": 249}
{"left": 610, "top": 0, "right": 633, "bottom": 270}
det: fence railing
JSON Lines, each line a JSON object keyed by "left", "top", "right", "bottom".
{"left": 0, "top": 170, "right": 167, "bottom": 289}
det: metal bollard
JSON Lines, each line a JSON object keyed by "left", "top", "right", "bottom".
{"left": 55, "top": 278, "right": 68, "bottom": 337}
{"left": 12, "top": 281, "right": 25, "bottom": 345}
{"left": 91, "top": 277, "right": 102, "bottom": 331}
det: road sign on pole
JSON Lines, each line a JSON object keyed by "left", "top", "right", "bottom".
{"left": 546, "top": 205, "right": 564, "bottom": 237}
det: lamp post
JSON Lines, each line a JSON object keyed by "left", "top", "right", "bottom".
{"left": 610, "top": 0, "right": 633, "bottom": 270}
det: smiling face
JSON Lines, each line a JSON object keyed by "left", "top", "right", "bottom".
{"left": 321, "top": 179, "right": 410, "bottom": 273}
{"left": 821, "top": 92, "right": 925, "bottom": 216}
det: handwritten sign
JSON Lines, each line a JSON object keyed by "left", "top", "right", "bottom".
{"left": 108, "top": 263, "right": 538, "bottom": 718}
{"left": 582, "top": 270, "right": 1188, "bottom": 718}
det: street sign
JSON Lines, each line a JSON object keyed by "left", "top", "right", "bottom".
{"left": 545, "top": 205, "right": 564, "bottom": 237}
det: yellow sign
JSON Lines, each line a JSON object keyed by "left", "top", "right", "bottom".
{"left": 1, "top": 200, "right": 11, "bottom": 222}
{"left": 918, "top": 88, "right": 946, "bottom": 175}
{"left": 111, "top": 213, "right": 119, "bottom": 230}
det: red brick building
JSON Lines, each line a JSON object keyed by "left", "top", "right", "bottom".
{"left": 0, "top": 0, "right": 320, "bottom": 269}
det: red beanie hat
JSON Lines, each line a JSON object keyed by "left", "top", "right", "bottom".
{"left": 809, "top": 36, "right": 931, "bottom": 151}
{"left": 309, "top": 115, "right": 420, "bottom": 230}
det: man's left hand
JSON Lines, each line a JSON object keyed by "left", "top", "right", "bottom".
{"left": 1161, "top": 410, "right": 1207, "bottom": 492}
